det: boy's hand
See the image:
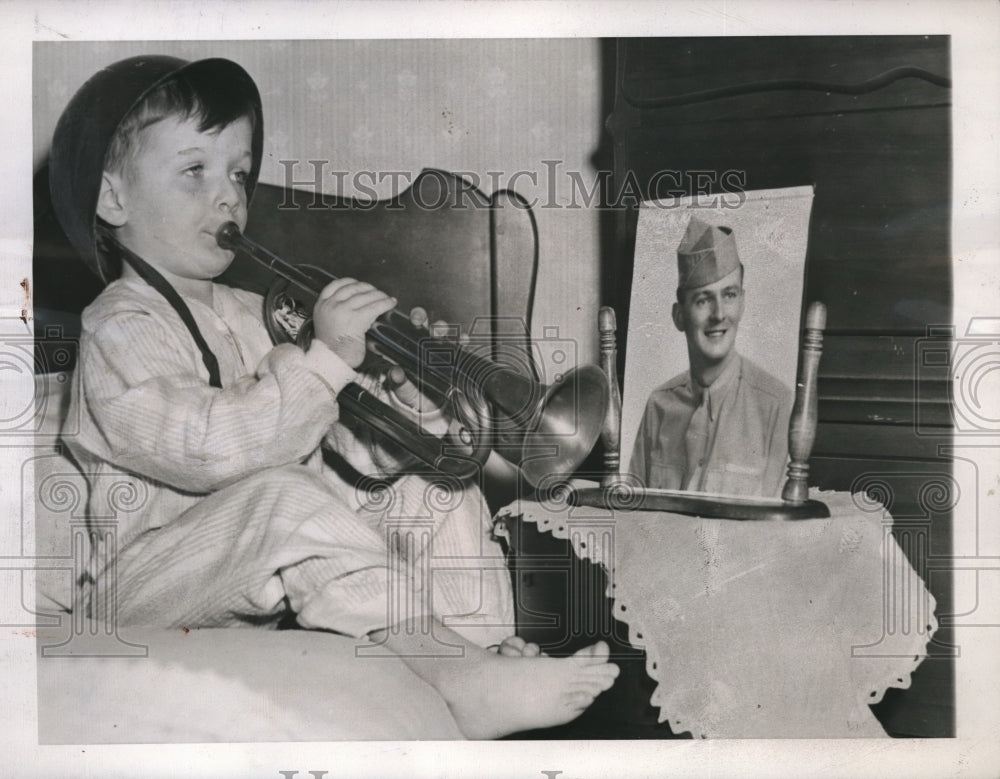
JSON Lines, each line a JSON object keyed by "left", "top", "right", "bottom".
{"left": 383, "top": 307, "right": 484, "bottom": 444}
{"left": 382, "top": 307, "right": 453, "bottom": 417}
{"left": 408, "top": 306, "right": 469, "bottom": 343}
{"left": 312, "top": 278, "right": 397, "bottom": 368}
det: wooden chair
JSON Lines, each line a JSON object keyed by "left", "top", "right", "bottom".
{"left": 34, "top": 168, "right": 540, "bottom": 382}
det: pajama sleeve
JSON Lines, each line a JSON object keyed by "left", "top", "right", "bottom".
{"left": 75, "top": 307, "right": 357, "bottom": 493}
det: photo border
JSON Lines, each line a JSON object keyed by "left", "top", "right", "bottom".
{"left": 3, "top": 1, "right": 998, "bottom": 776}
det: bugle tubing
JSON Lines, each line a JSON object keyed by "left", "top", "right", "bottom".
{"left": 216, "top": 221, "right": 609, "bottom": 487}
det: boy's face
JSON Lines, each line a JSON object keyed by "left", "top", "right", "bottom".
{"left": 101, "top": 114, "right": 253, "bottom": 285}
{"left": 672, "top": 266, "right": 745, "bottom": 366}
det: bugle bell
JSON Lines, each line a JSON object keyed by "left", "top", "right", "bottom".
{"left": 216, "top": 221, "right": 609, "bottom": 487}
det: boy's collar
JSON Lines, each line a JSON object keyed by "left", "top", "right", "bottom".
{"left": 102, "top": 230, "right": 223, "bottom": 387}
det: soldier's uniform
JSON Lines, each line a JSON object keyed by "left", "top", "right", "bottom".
{"left": 630, "top": 353, "right": 790, "bottom": 497}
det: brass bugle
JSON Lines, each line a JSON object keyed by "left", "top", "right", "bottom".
{"left": 216, "top": 221, "right": 609, "bottom": 487}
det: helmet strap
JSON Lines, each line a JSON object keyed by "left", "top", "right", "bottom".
{"left": 97, "top": 227, "right": 223, "bottom": 389}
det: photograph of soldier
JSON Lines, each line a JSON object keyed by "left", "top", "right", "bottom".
{"left": 629, "top": 216, "right": 792, "bottom": 497}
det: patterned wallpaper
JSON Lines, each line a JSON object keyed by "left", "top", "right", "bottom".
{"left": 34, "top": 39, "right": 604, "bottom": 363}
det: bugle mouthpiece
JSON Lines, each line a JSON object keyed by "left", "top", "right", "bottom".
{"left": 216, "top": 221, "right": 242, "bottom": 251}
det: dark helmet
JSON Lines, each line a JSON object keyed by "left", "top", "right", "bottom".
{"left": 48, "top": 55, "right": 264, "bottom": 283}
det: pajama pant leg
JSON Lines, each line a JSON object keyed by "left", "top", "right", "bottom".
{"left": 351, "top": 473, "right": 515, "bottom": 648}
{"left": 95, "top": 465, "right": 514, "bottom": 646}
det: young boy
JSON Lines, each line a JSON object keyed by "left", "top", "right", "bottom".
{"left": 49, "top": 55, "right": 617, "bottom": 738}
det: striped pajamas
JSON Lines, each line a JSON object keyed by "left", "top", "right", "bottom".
{"left": 67, "top": 278, "right": 514, "bottom": 646}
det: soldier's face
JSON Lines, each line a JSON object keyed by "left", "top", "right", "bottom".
{"left": 672, "top": 266, "right": 745, "bottom": 365}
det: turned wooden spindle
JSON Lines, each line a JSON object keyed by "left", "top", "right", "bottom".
{"left": 781, "top": 301, "right": 827, "bottom": 505}
{"left": 598, "top": 306, "right": 623, "bottom": 487}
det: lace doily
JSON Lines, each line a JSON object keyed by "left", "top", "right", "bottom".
{"left": 500, "top": 489, "right": 937, "bottom": 738}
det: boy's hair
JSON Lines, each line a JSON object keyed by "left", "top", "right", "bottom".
{"left": 104, "top": 65, "right": 259, "bottom": 178}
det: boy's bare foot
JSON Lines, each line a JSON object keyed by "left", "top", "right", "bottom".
{"left": 441, "top": 640, "right": 618, "bottom": 739}
{"left": 374, "top": 621, "right": 619, "bottom": 739}
{"left": 495, "top": 635, "right": 543, "bottom": 657}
